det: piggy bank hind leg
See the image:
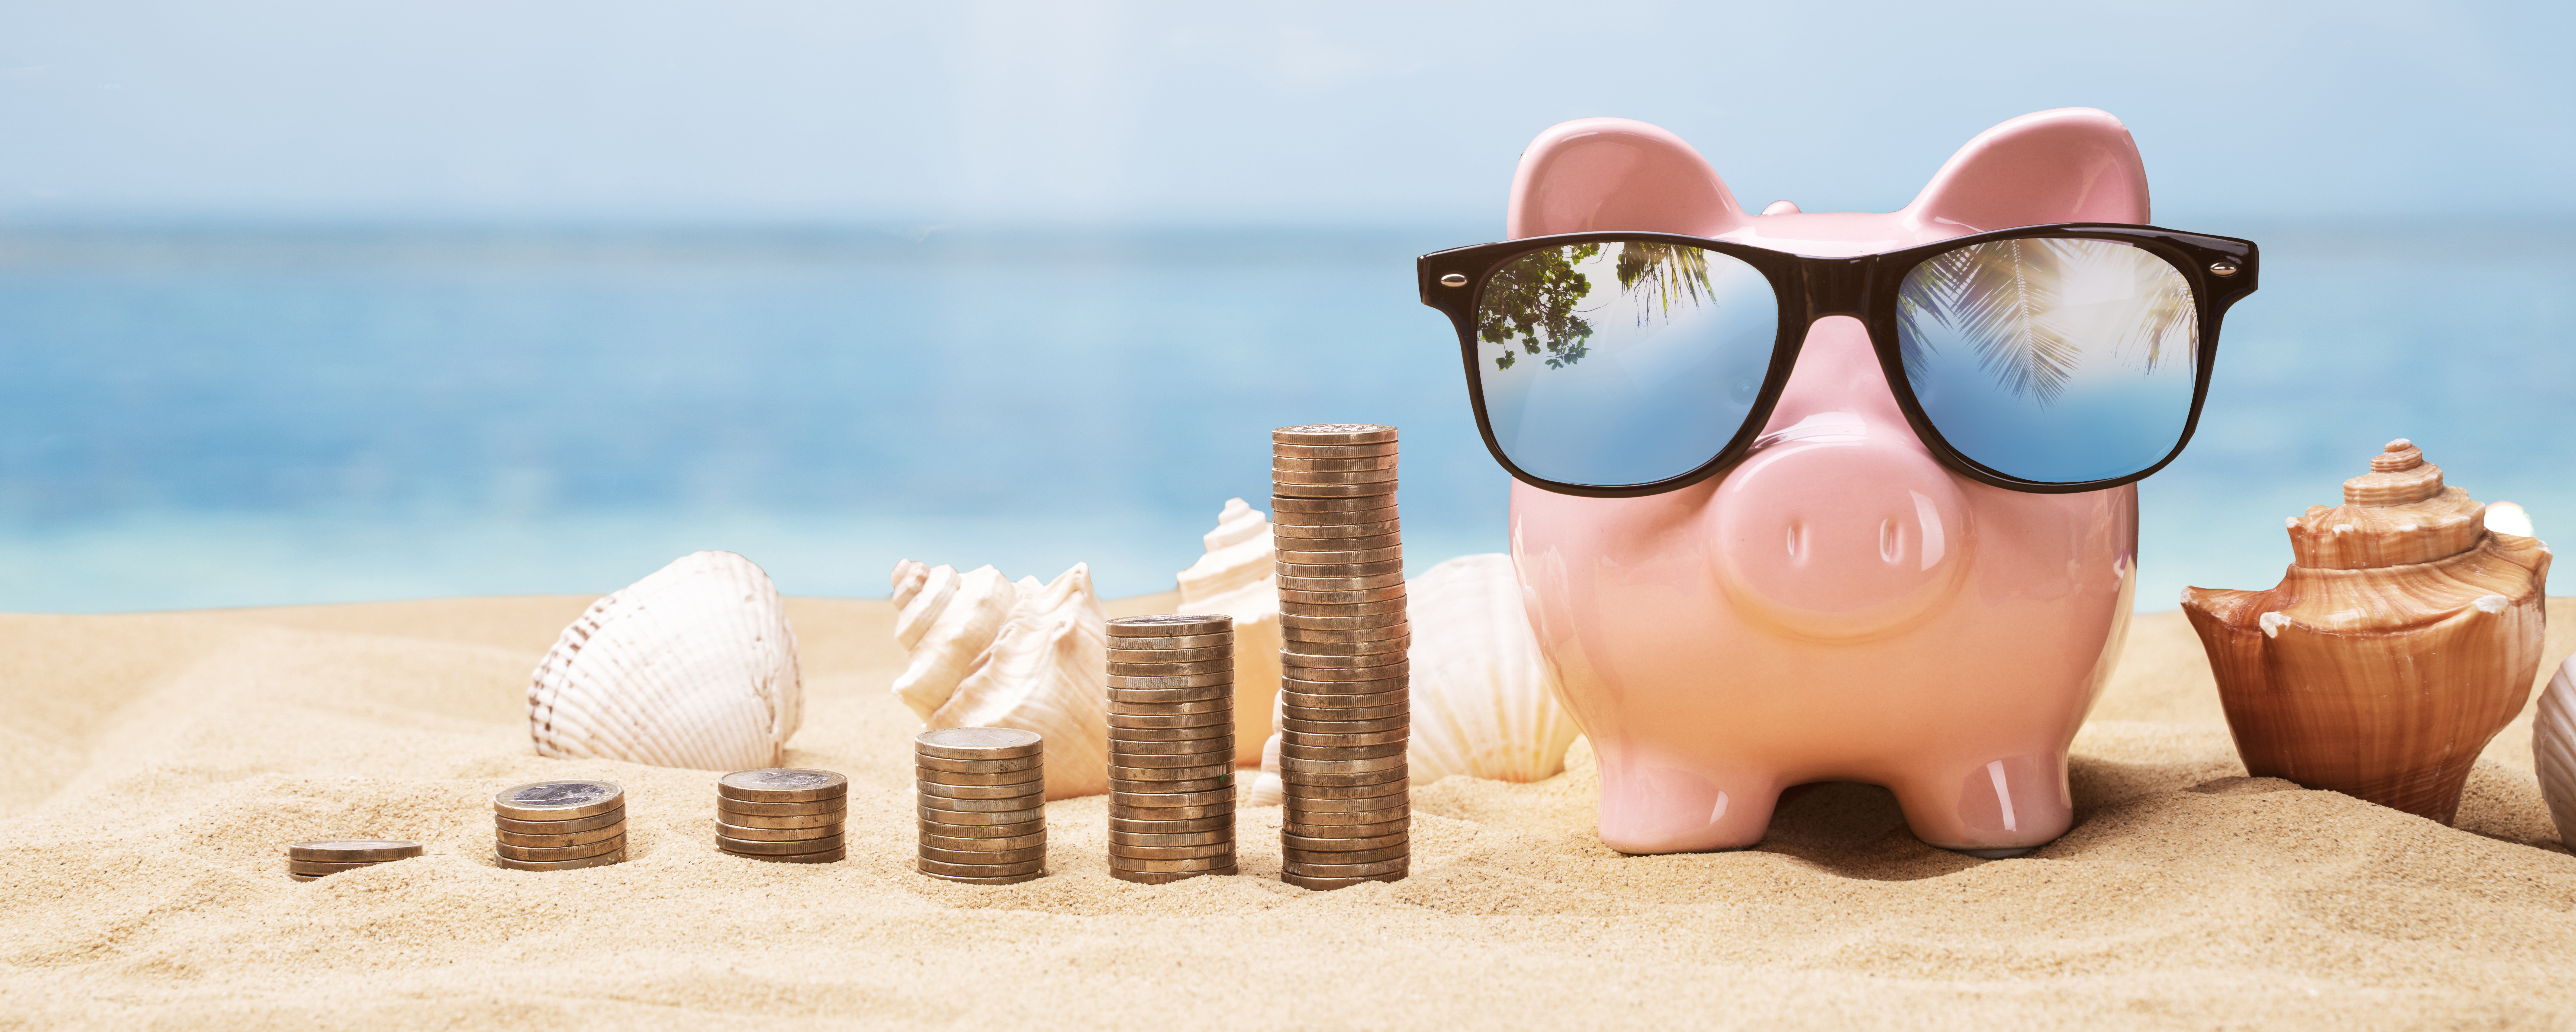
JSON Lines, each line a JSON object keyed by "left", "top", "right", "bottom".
{"left": 1883, "top": 750, "right": 2075, "bottom": 858}
{"left": 1592, "top": 746, "right": 1786, "bottom": 854}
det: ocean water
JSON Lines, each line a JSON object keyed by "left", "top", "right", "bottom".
{"left": 0, "top": 222, "right": 2567, "bottom": 613}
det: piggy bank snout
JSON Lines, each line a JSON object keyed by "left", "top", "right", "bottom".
{"left": 1712, "top": 434, "right": 1971, "bottom": 640}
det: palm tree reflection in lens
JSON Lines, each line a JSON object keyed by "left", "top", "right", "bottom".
{"left": 1475, "top": 243, "right": 1717, "bottom": 371}
{"left": 1896, "top": 238, "right": 2197, "bottom": 406}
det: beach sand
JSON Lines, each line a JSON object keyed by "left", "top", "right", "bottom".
{"left": 4, "top": 595, "right": 2573, "bottom": 1029}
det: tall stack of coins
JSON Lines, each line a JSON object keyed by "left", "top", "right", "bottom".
{"left": 716, "top": 769, "right": 847, "bottom": 864}
{"left": 1105, "top": 613, "right": 1239, "bottom": 884}
{"left": 285, "top": 839, "right": 421, "bottom": 882}
{"left": 493, "top": 779, "right": 627, "bottom": 871}
{"left": 1272, "top": 423, "right": 1410, "bottom": 889}
{"left": 915, "top": 727, "right": 1047, "bottom": 884}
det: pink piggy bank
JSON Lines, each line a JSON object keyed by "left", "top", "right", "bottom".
{"left": 1417, "top": 109, "right": 2259, "bottom": 856}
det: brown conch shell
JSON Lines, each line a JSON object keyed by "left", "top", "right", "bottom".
{"left": 2181, "top": 439, "right": 2550, "bottom": 823}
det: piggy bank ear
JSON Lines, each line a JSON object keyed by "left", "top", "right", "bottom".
{"left": 1905, "top": 108, "right": 2151, "bottom": 231}
{"left": 1507, "top": 118, "right": 1748, "bottom": 239}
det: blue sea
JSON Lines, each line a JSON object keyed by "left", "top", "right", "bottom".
{"left": 1, "top": 221, "right": 2568, "bottom": 613}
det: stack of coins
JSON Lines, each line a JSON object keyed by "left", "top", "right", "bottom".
{"left": 1272, "top": 423, "right": 1411, "bottom": 889}
{"left": 916, "top": 727, "right": 1047, "bottom": 884}
{"left": 716, "top": 769, "right": 848, "bottom": 864}
{"left": 493, "top": 779, "right": 628, "bottom": 871}
{"left": 285, "top": 839, "right": 421, "bottom": 882}
{"left": 1105, "top": 613, "right": 1239, "bottom": 883}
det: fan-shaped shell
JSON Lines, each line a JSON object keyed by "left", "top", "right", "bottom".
{"left": 2537, "top": 657, "right": 2576, "bottom": 852}
{"left": 890, "top": 560, "right": 1109, "bottom": 799}
{"left": 2181, "top": 439, "right": 2551, "bottom": 823}
{"left": 528, "top": 550, "right": 802, "bottom": 771}
{"left": 1175, "top": 497, "right": 1283, "bottom": 765}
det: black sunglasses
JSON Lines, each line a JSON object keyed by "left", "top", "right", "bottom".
{"left": 1416, "top": 223, "right": 2258, "bottom": 497}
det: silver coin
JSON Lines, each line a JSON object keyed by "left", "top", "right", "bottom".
{"left": 1281, "top": 727, "right": 1410, "bottom": 747}
{"left": 496, "top": 823, "right": 629, "bottom": 849}
{"left": 720, "top": 833, "right": 847, "bottom": 856}
{"left": 1108, "top": 774, "right": 1233, "bottom": 794}
{"left": 1283, "top": 830, "right": 1411, "bottom": 852}
{"left": 1272, "top": 454, "right": 1399, "bottom": 472}
{"left": 714, "top": 818, "right": 844, "bottom": 842}
{"left": 1111, "top": 867, "right": 1237, "bottom": 884}
{"left": 1105, "top": 696, "right": 1233, "bottom": 715}
{"left": 913, "top": 765, "right": 1045, "bottom": 786}
{"left": 1107, "top": 814, "right": 1235, "bottom": 834}
{"left": 917, "top": 856, "right": 1045, "bottom": 878}
{"left": 1273, "top": 423, "right": 1397, "bottom": 445}
{"left": 1283, "top": 844, "right": 1412, "bottom": 866}
{"left": 495, "top": 835, "right": 625, "bottom": 862}
{"left": 1271, "top": 467, "right": 1400, "bottom": 485}
{"left": 719, "top": 808, "right": 846, "bottom": 830}
{"left": 286, "top": 839, "right": 423, "bottom": 863}
{"left": 913, "top": 728, "right": 1042, "bottom": 760}
{"left": 1107, "top": 709, "right": 1235, "bottom": 729}
{"left": 493, "top": 808, "right": 627, "bottom": 835}
{"left": 1103, "top": 631, "right": 1235, "bottom": 651}
{"left": 1279, "top": 714, "right": 1412, "bottom": 735}
{"left": 1107, "top": 841, "right": 1237, "bottom": 860}
{"left": 920, "top": 869, "right": 1045, "bottom": 885}
{"left": 1107, "top": 762, "right": 1233, "bottom": 781}
{"left": 495, "top": 849, "right": 627, "bottom": 872}
{"left": 1279, "top": 778, "right": 1410, "bottom": 802}
{"left": 714, "top": 796, "right": 849, "bottom": 817}
{"left": 1280, "top": 766, "right": 1410, "bottom": 788}
{"left": 919, "top": 844, "right": 1046, "bottom": 866}
{"left": 915, "top": 753, "right": 1042, "bottom": 774}
{"left": 1279, "top": 752, "right": 1411, "bottom": 774}
{"left": 1279, "top": 854, "right": 1411, "bottom": 877}
{"left": 492, "top": 779, "right": 624, "bottom": 821}
{"left": 1104, "top": 645, "right": 1232, "bottom": 663}
{"left": 1103, "top": 672, "right": 1234, "bottom": 689}
{"left": 1107, "top": 614, "right": 1233, "bottom": 637}
{"left": 918, "top": 793, "right": 1048, "bottom": 814}
{"left": 918, "top": 818, "right": 1048, "bottom": 840}
{"left": 1270, "top": 441, "right": 1398, "bottom": 459}
{"left": 717, "top": 768, "right": 852, "bottom": 802}
{"left": 917, "top": 777, "right": 1047, "bottom": 800}
{"left": 1106, "top": 720, "right": 1233, "bottom": 740}
{"left": 1107, "top": 659, "right": 1232, "bottom": 676}
{"left": 1108, "top": 829, "right": 1234, "bottom": 847}
{"left": 916, "top": 805, "right": 1046, "bottom": 826}
{"left": 920, "top": 829, "right": 1048, "bottom": 852}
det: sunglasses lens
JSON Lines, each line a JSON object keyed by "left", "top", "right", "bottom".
{"left": 1471, "top": 241, "right": 1778, "bottom": 487}
{"left": 1895, "top": 237, "right": 2201, "bottom": 484}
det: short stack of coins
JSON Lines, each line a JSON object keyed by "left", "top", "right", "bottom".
{"left": 915, "top": 727, "right": 1047, "bottom": 884}
{"left": 285, "top": 839, "right": 421, "bottom": 882}
{"left": 493, "top": 779, "right": 627, "bottom": 871}
{"left": 715, "top": 768, "right": 848, "bottom": 864}
{"left": 1105, "top": 613, "right": 1239, "bottom": 883}
{"left": 1272, "top": 423, "right": 1411, "bottom": 889}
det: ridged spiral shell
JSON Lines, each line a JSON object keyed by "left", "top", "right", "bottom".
{"left": 528, "top": 550, "right": 803, "bottom": 771}
{"left": 2537, "top": 657, "right": 2576, "bottom": 852}
{"left": 891, "top": 559, "right": 1109, "bottom": 799}
{"left": 1174, "top": 497, "right": 1283, "bottom": 765}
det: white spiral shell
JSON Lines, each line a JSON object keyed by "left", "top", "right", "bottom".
{"left": 891, "top": 560, "right": 1109, "bottom": 799}
{"left": 527, "top": 550, "right": 803, "bottom": 771}
{"left": 2535, "top": 657, "right": 2576, "bottom": 851}
{"left": 1175, "top": 497, "right": 1283, "bottom": 765}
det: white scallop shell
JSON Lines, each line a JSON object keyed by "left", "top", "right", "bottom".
{"left": 528, "top": 550, "right": 802, "bottom": 771}
{"left": 891, "top": 559, "right": 1109, "bottom": 799}
{"left": 1252, "top": 552, "right": 1582, "bottom": 796}
{"left": 2535, "top": 656, "right": 2576, "bottom": 850}
{"left": 1175, "top": 497, "right": 1283, "bottom": 765}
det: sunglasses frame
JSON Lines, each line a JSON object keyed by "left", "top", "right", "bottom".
{"left": 1417, "top": 222, "right": 2260, "bottom": 498}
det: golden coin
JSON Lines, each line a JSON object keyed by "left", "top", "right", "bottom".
{"left": 917, "top": 778, "right": 1046, "bottom": 800}
{"left": 1276, "top": 586, "right": 1408, "bottom": 606}
{"left": 1283, "top": 871, "right": 1403, "bottom": 889}
{"left": 1280, "top": 753, "right": 1410, "bottom": 774}
{"left": 720, "top": 833, "right": 846, "bottom": 856}
{"left": 1105, "top": 645, "right": 1232, "bottom": 663}
{"left": 1105, "top": 694, "right": 1232, "bottom": 713}
{"left": 917, "top": 818, "right": 1047, "bottom": 840}
{"left": 1278, "top": 619, "right": 1411, "bottom": 640}
{"left": 1279, "top": 741, "right": 1406, "bottom": 761}
{"left": 1284, "top": 844, "right": 1412, "bottom": 866}
{"left": 920, "top": 829, "right": 1047, "bottom": 852}
{"left": 1283, "top": 807, "right": 1409, "bottom": 828}
{"left": 1280, "top": 855, "right": 1410, "bottom": 878}
{"left": 1284, "top": 818, "right": 1410, "bottom": 839}
{"left": 1274, "top": 558, "right": 1407, "bottom": 580}
{"left": 714, "top": 819, "right": 844, "bottom": 842}
{"left": 1280, "top": 727, "right": 1409, "bottom": 747}
{"left": 495, "top": 849, "right": 627, "bottom": 872}
{"left": 919, "top": 844, "right": 1046, "bottom": 866}
{"left": 1279, "top": 687, "right": 1409, "bottom": 709}
{"left": 1279, "top": 714, "right": 1412, "bottom": 735}
{"left": 494, "top": 808, "right": 627, "bottom": 834}
{"left": 1281, "top": 767, "right": 1410, "bottom": 788}
{"left": 713, "top": 796, "right": 848, "bottom": 817}
{"left": 1111, "top": 866, "right": 1237, "bottom": 884}
{"left": 920, "top": 869, "right": 1045, "bottom": 885}
{"left": 917, "top": 856, "right": 1045, "bottom": 878}
{"left": 1271, "top": 467, "right": 1400, "bottom": 485}
{"left": 1283, "top": 800, "right": 1408, "bottom": 820}
{"left": 495, "top": 835, "right": 625, "bottom": 862}
{"left": 1280, "top": 779, "right": 1410, "bottom": 803}
{"left": 1271, "top": 518, "right": 1402, "bottom": 540}
{"left": 916, "top": 805, "right": 1045, "bottom": 826}
{"left": 914, "top": 753, "right": 1042, "bottom": 774}
{"left": 496, "top": 823, "right": 627, "bottom": 849}
{"left": 1109, "top": 744, "right": 1236, "bottom": 764}
{"left": 287, "top": 873, "right": 326, "bottom": 883}
{"left": 1273, "top": 423, "right": 1397, "bottom": 445}
{"left": 286, "top": 859, "right": 383, "bottom": 876}
{"left": 742, "top": 846, "right": 845, "bottom": 864}
{"left": 1271, "top": 544, "right": 1405, "bottom": 565}
{"left": 1108, "top": 774, "right": 1232, "bottom": 794}
{"left": 1106, "top": 659, "right": 1232, "bottom": 676}
{"left": 1273, "top": 482, "right": 1399, "bottom": 501}
{"left": 1280, "top": 650, "right": 1408, "bottom": 671}
{"left": 286, "top": 839, "right": 423, "bottom": 863}
{"left": 1103, "top": 631, "right": 1234, "bottom": 651}
{"left": 913, "top": 765, "right": 1045, "bottom": 786}
{"left": 1270, "top": 441, "right": 1397, "bottom": 459}
{"left": 1107, "top": 762, "right": 1232, "bottom": 781}
{"left": 913, "top": 728, "right": 1042, "bottom": 761}
{"left": 1107, "top": 709, "right": 1234, "bottom": 729}
{"left": 1107, "top": 814, "right": 1235, "bottom": 834}
{"left": 1104, "top": 672, "right": 1234, "bottom": 689}
{"left": 1107, "top": 722, "right": 1233, "bottom": 741}
{"left": 1107, "top": 614, "right": 1233, "bottom": 637}
{"left": 492, "top": 779, "right": 624, "bottom": 821}
{"left": 1107, "top": 829, "right": 1234, "bottom": 847}
{"left": 1111, "top": 857, "right": 1240, "bottom": 874}
{"left": 1283, "top": 830, "right": 1410, "bottom": 852}
{"left": 1107, "top": 841, "right": 1236, "bottom": 860}
{"left": 1283, "top": 638, "right": 1411, "bottom": 660}
{"left": 717, "top": 768, "right": 851, "bottom": 803}
{"left": 1281, "top": 707, "right": 1409, "bottom": 728}
{"left": 917, "top": 793, "right": 1047, "bottom": 814}
{"left": 1108, "top": 788, "right": 1238, "bottom": 808}
{"left": 1277, "top": 596, "right": 1408, "bottom": 617}
{"left": 1268, "top": 492, "right": 1399, "bottom": 512}
{"left": 1108, "top": 802, "right": 1237, "bottom": 822}
{"left": 719, "top": 809, "right": 845, "bottom": 830}
{"left": 1272, "top": 454, "right": 1399, "bottom": 471}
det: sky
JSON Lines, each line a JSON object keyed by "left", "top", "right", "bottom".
{"left": 2, "top": 0, "right": 2570, "bottom": 228}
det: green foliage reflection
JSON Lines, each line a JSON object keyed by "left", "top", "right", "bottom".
{"left": 1476, "top": 242, "right": 1715, "bottom": 371}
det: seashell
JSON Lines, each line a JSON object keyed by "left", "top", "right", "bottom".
{"left": 2537, "top": 657, "right": 2576, "bottom": 851}
{"left": 528, "top": 550, "right": 802, "bottom": 771}
{"left": 890, "top": 559, "right": 1109, "bottom": 799}
{"left": 2181, "top": 439, "right": 2551, "bottom": 823}
{"left": 1175, "top": 498, "right": 1284, "bottom": 765}
{"left": 2488, "top": 500, "right": 2535, "bottom": 538}
{"left": 1252, "top": 552, "right": 1584, "bottom": 796}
